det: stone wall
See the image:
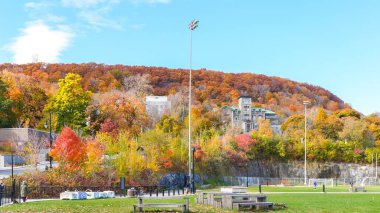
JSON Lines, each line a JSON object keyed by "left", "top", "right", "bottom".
{"left": 0, "top": 128, "right": 55, "bottom": 143}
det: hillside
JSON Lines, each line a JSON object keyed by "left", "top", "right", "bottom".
{"left": 0, "top": 63, "right": 346, "bottom": 117}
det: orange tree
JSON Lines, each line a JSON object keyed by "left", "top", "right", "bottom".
{"left": 50, "top": 127, "right": 87, "bottom": 171}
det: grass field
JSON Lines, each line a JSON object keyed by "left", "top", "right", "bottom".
{"left": 2, "top": 186, "right": 380, "bottom": 212}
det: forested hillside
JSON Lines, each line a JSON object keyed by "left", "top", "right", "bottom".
{"left": 0, "top": 63, "right": 346, "bottom": 117}
{"left": 1, "top": 62, "right": 380, "bottom": 186}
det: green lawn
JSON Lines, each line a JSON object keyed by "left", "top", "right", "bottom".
{"left": 2, "top": 186, "right": 380, "bottom": 212}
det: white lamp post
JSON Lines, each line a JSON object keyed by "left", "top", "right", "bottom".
{"left": 303, "top": 100, "right": 310, "bottom": 185}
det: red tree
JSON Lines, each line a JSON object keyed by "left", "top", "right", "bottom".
{"left": 235, "top": 133, "right": 256, "bottom": 152}
{"left": 50, "top": 127, "right": 87, "bottom": 170}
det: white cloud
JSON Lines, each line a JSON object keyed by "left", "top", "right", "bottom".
{"left": 61, "top": 0, "right": 124, "bottom": 30}
{"left": 131, "top": 0, "right": 171, "bottom": 4}
{"left": 24, "top": 1, "right": 50, "bottom": 10}
{"left": 79, "top": 9, "right": 124, "bottom": 30}
{"left": 61, "top": 0, "right": 106, "bottom": 8}
{"left": 7, "top": 21, "right": 73, "bottom": 64}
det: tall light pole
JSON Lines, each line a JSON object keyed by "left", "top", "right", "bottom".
{"left": 188, "top": 19, "right": 198, "bottom": 194}
{"left": 303, "top": 100, "right": 310, "bottom": 185}
{"left": 11, "top": 142, "right": 15, "bottom": 202}
{"left": 44, "top": 111, "right": 53, "bottom": 168}
{"left": 376, "top": 153, "right": 378, "bottom": 179}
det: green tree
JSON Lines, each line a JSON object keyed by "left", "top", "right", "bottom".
{"left": 156, "top": 115, "right": 183, "bottom": 137}
{"left": 47, "top": 73, "right": 91, "bottom": 131}
{"left": 0, "top": 78, "right": 16, "bottom": 127}
{"left": 339, "top": 117, "right": 373, "bottom": 147}
{"left": 334, "top": 108, "right": 361, "bottom": 120}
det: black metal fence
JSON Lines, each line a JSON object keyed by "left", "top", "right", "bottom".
{"left": 0, "top": 184, "right": 186, "bottom": 205}
{"left": 0, "top": 180, "right": 22, "bottom": 206}
{"left": 0, "top": 185, "right": 16, "bottom": 206}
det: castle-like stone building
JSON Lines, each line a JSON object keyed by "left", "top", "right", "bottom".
{"left": 221, "top": 96, "right": 281, "bottom": 134}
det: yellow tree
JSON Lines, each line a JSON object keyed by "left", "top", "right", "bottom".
{"left": 47, "top": 73, "right": 91, "bottom": 131}
{"left": 314, "top": 108, "right": 327, "bottom": 128}
{"left": 84, "top": 138, "right": 104, "bottom": 176}
{"left": 254, "top": 118, "right": 273, "bottom": 138}
{"left": 105, "top": 131, "right": 159, "bottom": 184}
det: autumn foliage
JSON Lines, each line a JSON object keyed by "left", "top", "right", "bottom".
{"left": 0, "top": 63, "right": 345, "bottom": 119}
{"left": 2, "top": 63, "right": 380, "bottom": 186}
{"left": 49, "top": 127, "right": 87, "bottom": 171}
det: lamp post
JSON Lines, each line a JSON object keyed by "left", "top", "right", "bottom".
{"left": 10, "top": 143, "right": 15, "bottom": 202}
{"left": 246, "top": 163, "right": 249, "bottom": 187}
{"left": 188, "top": 19, "right": 198, "bottom": 194}
{"left": 142, "top": 151, "right": 148, "bottom": 186}
{"left": 376, "top": 153, "right": 378, "bottom": 179}
{"left": 303, "top": 100, "right": 310, "bottom": 185}
{"left": 137, "top": 147, "right": 149, "bottom": 186}
{"left": 44, "top": 111, "right": 53, "bottom": 168}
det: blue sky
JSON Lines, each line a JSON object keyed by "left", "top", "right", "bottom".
{"left": 0, "top": 0, "right": 379, "bottom": 115}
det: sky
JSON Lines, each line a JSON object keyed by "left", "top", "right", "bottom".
{"left": 0, "top": 0, "right": 379, "bottom": 115}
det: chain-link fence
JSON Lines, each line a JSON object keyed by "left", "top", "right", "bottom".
{"left": 222, "top": 176, "right": 380, "bottom": 186}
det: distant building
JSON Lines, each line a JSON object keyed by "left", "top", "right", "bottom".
{"left": 0, "top": 128, "right": 56, "bottom": 167}
{"left": 145, "top": 96, "right": 171, "bottom": 121}
{"left": 222, "top": 96, "right": 281, "bottom": 134}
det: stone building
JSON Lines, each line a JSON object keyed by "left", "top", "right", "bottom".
{"left": 221, "top": 96, "right": 281, "bottom": 134}
{"left": 145, "top": 96, "right": 171, "bottom": 122}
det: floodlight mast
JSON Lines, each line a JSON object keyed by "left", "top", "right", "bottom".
{"left": 303, "top": 100, "right": 310, "bottom": 185}
{"left": 188, "top": 19, "right": 198, "bottom": 194}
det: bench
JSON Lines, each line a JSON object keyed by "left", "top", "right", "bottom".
{"left": 206, "top": 193, "right": 238, "bottom": 206}
{"left": 133, "top": 196, "right": 189, "bottom": 213}
{"left": 196, "top": 192, "right": 208, "bottom": 204}
{"left": 233, "top": 201, "right": 274, "bottom": 210}
{"left": 222, "top": 194, "right": 267, "bottom": 209}
{"left": 354, "top": 187, "right": 366, "bottom": 192}
{"left": 133, "top": 203, "right": 187, "bottom": 212}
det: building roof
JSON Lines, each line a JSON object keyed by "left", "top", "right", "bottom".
{"left": 146, "top": 96, "right": 168, "bottom": 102}
{"left": 222, "top": 106, "right": 239, "bottom": 111}
{"left": 223, "top": 105, "right": 277, "bottom": 115}
{"left": 238, "top": 96, "right": 252, "bottom": 99}
{"left": 252, "top": 107, "right": 276, "bottom": 114}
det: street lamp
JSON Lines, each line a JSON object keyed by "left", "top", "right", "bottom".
{"left": 303, "top": 100, "right": 310, "bottom": 185}
{"left": 10, "top": 142, "right": 15, "bottom": 202}
{"left": 137, "top": 147, "right": 149, "bottom": 186}
{"left": 142, "top": 151, "right": 148, "bottom": 186}
{"left": 188, "top": 19, "right": 198, "bottom": 194}
{"left": 44, "top": 111, "right": 53, "bottom": 168}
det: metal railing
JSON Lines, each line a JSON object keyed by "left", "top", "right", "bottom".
{"left": 0, "top": 184, "right": 187, "bottom": 204}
